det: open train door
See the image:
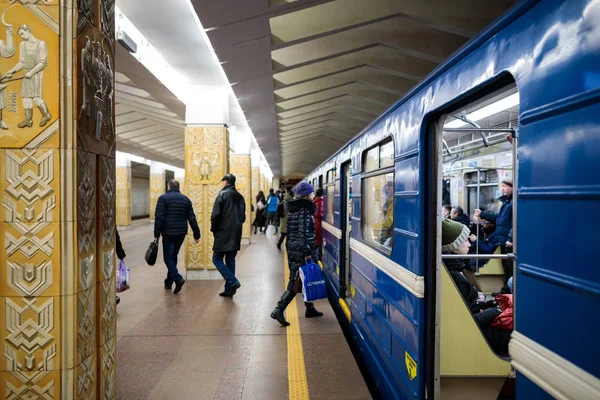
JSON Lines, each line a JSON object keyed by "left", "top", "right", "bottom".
{"left": 339, "top": 160, "right": 353, "bottom": 307}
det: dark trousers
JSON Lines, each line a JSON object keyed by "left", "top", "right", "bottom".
{"left": 163, "top": 235, "right": 186, "bottom": 286}
{"left": 266, "top": 211, "right": 278, "bottom": 232}
{"left": 500, "top": 245, "right": 514, "bottom": 285}
{"left": 277, "top": 232, "right": 287, "bottom": 247}
{"left": 213, "top": 251, "right": 239, "bottom": 291}
{"left": 277, "top": 259, "right": 314, "bottom": 311}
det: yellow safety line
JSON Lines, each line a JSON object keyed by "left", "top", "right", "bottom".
{"left": 284, "top": 251, "right": 310, "bottom": 400}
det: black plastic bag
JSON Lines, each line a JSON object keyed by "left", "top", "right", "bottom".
{"left": 145, "top": 240, "right": 159, "bottom": 266}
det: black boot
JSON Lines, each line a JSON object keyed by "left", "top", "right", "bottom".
{"left": 305, "top": 302, "right": 323, "bottom": 318}
{"left": 270, "top": 308, "right": 290, "bottom": 326}
{"left": 271, "top": 290, "right": 296, "bottom": 326}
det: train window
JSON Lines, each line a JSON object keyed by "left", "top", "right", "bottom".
{"left": 326, "top": 168, "right": 336, "bottom": 183}
{"left": 362, "top": 172, "right": 394, "bottom": 252}
{"left": 364, "top": 147, "right": 379, "bottom": 172}
{"left": 326, "top": 185, "right": 335, "bottom": 225}
{"left": 380, "top": 141, "right": 394, "bottom": 168}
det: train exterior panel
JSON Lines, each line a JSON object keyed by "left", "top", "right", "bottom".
{"left": 307, "top": 0, "right": 600, "bottom": 398}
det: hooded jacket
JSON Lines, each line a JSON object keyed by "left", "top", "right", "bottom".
{"left": 211, "top": 185, "right": 246, "bottom": 252}
{"left": 286, "top": 198, "right": 317, "bottom": 270}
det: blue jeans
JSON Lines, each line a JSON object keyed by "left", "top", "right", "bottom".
{"left": 163, "top": 235, "right": 185, "bottom": 286}
{"left": 213, "top": 251, "right": 239, "bottom": 291}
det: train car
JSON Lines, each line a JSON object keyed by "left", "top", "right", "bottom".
{"left": 303, "top": 0, "right": 600, "bottom": 399}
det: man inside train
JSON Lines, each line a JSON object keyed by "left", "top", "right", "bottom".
{"left": 468, "top": 211, "right": 498, "bottom": 269}
{"left": 380, "top": 181, "right": 394, "bottom": 247}
{"left": 450, "top": 206, "right": 471, "bottom": 227}
{"left": 474, "top": 178, "right": 513, "bottom": 293}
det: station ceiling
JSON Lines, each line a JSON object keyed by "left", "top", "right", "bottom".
{"left": 115, "top": 45, "right": 186, "bottom": 167}
{"left": 191, "top": 0, "right": 516, "bottom": 175}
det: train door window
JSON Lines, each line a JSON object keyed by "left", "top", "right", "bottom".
{"left": 436, "top": 82, "right": 518, "bottom": 371}
{"left": 365, "top": 147, "right": 379, "bottom": 172}
{"left": 380, "top": 141, "right": 394, "bottom": 168}
{"left": 362, "top": 140, "right": 394, "bottom": 253}
{"left": 326, "top": 185, "right": 335, "bottom": 225}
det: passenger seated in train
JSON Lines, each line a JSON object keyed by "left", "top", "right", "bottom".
{"left": 450, "top": 206, "right": 471, "bottom": 227}
{"left": 379, "top": 182, "right": 394, "bottom": 247}
{"left": 442, "top": 205, "right": 452, "bottom": 219}
{"left": 468, "top": 210, "right": 499, "bottom": 269}
{"left": 442, "top": 219, "right": 512, "bottom": 356}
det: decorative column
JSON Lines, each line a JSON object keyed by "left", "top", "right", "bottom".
{"left": 184, "top": 125, "right": 229, "bottom": 278}
{"left": 116, "top": 157, "right": 131, "bottom": 227}
{"left": 0, "top": 1, "right": 116, "bottom": 398}
{"left": 149, "top": 161, "right": 165, "bottom": 220}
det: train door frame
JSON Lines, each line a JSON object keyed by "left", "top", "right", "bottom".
{"left": 425, "top": 75, "right": 520, "bottom": 400}
{"left": 340, "top": 160, "right": 352, "bottom": 301}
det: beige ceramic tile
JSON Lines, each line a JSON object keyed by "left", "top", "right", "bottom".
{"left": 0, "top": 294, "right": 61, "bottom": 372}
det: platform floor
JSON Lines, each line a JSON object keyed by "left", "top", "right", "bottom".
{"left": 116, "top": 220, "right": 372, "bottom": 400}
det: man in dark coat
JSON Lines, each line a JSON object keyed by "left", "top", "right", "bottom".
{"left": 474, "top": 178, "right": 513, "bottom": 291}
{"left": 154, "top": 180, "right": 201, "bottom": 294}
{"left": 211, "top": 174, "right": 246, "bottom": 297}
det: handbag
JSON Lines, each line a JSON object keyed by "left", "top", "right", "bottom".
{"left": 145, "top": 239, "right": 159, "bottom": 266}
{"left": 116, "top": 259, "right": 130, "bottom": 293}
{"left": 299, "top": 259, "right": 328, "bottom": 302}
{"left": 491, "top": 294, "right": 513, "bottom": 330}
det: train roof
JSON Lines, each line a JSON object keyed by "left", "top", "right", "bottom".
{"left": 304, "top": 0, "right": 539, "bottom": 178}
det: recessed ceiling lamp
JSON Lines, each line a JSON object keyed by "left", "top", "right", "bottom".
{"left": 444, "top": 92, "right": 520, "bottom": 129}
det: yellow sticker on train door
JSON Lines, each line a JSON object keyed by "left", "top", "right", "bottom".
{"left": 405, "top": 352, "right": 417, "bottom": 380}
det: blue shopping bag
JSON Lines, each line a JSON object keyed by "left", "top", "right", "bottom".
{"left": 299, "top": 259, "right": 327, "bottom": 302}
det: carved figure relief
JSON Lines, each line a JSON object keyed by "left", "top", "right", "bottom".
{"left": 79, "top": 35, "right": 114, "bottom": 143}
{"left": 192, "top": 151, "right": 220, "bottom": 181}
{"left": 5, "top": 25, "right": 52, "bottom": 128}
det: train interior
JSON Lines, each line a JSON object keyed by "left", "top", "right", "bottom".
{"left": 435, "top": 84, "right": 518, "bottom": 399}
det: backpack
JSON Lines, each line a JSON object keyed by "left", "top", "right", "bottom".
{"left": 277, "top": 201, "right": 285, "bottom": 218}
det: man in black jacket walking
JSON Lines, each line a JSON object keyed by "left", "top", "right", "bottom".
{"left": 211, "top": 174, "right": 246, "bottom": 297}
{"left": 154, "top": 180, "right": 201, "bottom": 294}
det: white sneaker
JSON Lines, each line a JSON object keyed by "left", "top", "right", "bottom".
{"left": 477, "top": 292, "right": 486, "bottom": 303}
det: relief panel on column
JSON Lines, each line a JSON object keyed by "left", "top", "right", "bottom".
{"left": 76, "top": 0, "right": 96, "bottom": 34}
{"left": 0, "top": 143, "right": 60, "bottom": 297}
{"left": 98, "top": 335, "right": 115, "bottom": 400}
{"left": 0, "top": 3, "right": 59, "bottom": 149}
{"left": 1, "top": 370, "right": 60, "bottom": 399}
{"left": 99, "top": 0, "right": 114, "bottom": 42}
{"left": 96, "top": 275, "right": 115, "bottom": 349}
{"left": 75, "top": 351, "right": 96, "bottom": 399}
{"left": 185, "top": 183, "right": 203, "bottom": 270}
{"left": 76, "top": 285, "right": 96, "bottom": 367}
{"left": 185, "top": 126, "right": 227, "bottom": 185}
{"left": 98, "top": 156, "right": 115, "bottom": 283}
{"left": 75, "top": 21, "right": 115, "bottom": 156}
{"left": 76, "top": 150, "right": 96, "bottom": 295}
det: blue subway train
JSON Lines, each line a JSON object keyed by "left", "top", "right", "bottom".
{"left": 302, "top": 0, "right": 600, "bottom": 398}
